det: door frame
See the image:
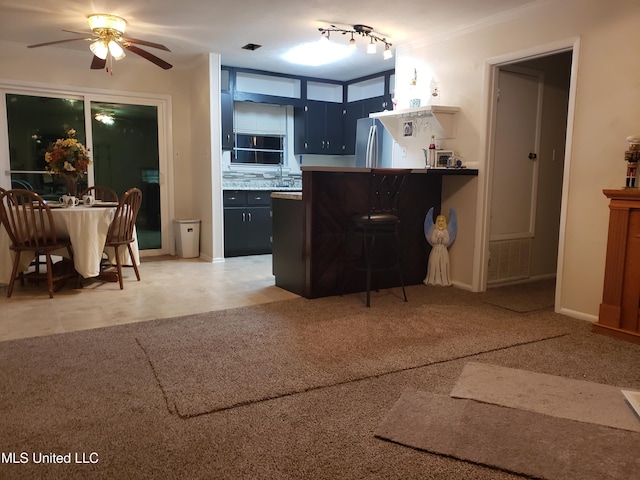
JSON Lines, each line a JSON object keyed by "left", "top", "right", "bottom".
{"left": 473, "top": 37, "right": 581, "bottom": 314}
{"left": 0, "top": 80, "right": 174, "bottom": 257}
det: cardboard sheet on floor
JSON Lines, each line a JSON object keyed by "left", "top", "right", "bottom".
{"left": 450, "top": 362, "right": 640, "bottom": 432}
{"left": 375, "top": 388, "right": 640, "bottom": 480}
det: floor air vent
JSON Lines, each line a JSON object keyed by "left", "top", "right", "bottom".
{"left": 488, "top": 239, "right": 531, "bottom": 284}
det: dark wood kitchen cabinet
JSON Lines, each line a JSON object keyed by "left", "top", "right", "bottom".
{"left": 221, "top": 91, "right": 234, "bottom": 150}
{"left": 223, "top": 190, "right": 272, "bottom": 257}
{"left": 294, "top": 101, "right": 344, "bottom": 155}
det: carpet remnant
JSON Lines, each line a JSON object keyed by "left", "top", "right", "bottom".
{"left": 375, "top": 388, "right": 640, "bottom": 480}
{"left": 479, "top": 279, "right": 555, "bottom": 312}
{"left": 134, "top": 291, "right": 570, "bottom": 417}
{"left": 451, "top": 362, "right": 640, "bottom": 432}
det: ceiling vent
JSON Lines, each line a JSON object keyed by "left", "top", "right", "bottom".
{"left": 242, "top": 43, "right": 262, "bottom": 51}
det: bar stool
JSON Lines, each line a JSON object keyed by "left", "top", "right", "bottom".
{"left": 341, "top": 168, "right": 411, "bottom": 307}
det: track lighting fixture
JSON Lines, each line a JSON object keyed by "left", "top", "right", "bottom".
{"left": 317, "top": 24, "right": 393, "bottom": 60}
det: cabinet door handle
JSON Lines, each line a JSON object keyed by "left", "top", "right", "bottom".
{"left": 242, "top": 212, "right": 246, "bottom": 222}
{"left": 326, "top": 140, "right": 330, "bottom": 148}
{"left": 248, "top": 212, "right": 252, "bottom": 222}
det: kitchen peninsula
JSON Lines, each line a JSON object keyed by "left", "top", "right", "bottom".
{"left": 271, "top": 166, "right": 478, "bottom": 299}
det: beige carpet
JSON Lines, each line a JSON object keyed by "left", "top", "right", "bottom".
{"left": 480, "top": 279, "right": 555, "bottom": 312}
{"left": 374, "top": 388, "right": 640, "bottom": 480}
{"left": 451, "top": 362, "right": 640, "bottom": 432}
{"left": 136, "top": 289, "right": 570, "bottom": 417}
{"left": 1, "top": 283, "right": 639, "bottom": 479}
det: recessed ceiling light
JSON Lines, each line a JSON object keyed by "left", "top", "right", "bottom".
{"left": 242, "top": 43, "right": 262, "bottom": 51}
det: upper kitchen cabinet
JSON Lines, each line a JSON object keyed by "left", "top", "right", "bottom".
{"left": 294, "top": 101, "right": 345, "bottom": 154}
{"left": 343, "top": 73, "right": 394, "bottom": 154}
{"left": 294, "top": 80, "right": 345, "bottom": 155}
{"left": 221, "top": 91, "right": 234, "bottom": 150}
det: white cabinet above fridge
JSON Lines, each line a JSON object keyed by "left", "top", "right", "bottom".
{"left": 369, "top": 105, "right": 460, "bottom": 140}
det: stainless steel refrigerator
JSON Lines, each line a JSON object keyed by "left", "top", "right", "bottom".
{"left": 355, "top": 117, "right": 394, "bottom": 168}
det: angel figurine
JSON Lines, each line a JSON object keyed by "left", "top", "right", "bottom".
{"left": 423, "top": 207, "right": 457, "bottom": 286}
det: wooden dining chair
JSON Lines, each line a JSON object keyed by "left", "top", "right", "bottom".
{"left": 0, "top": 189, "right": 76, "bottom": 298}
{"left": 102, "top": 187, "right": 142, "bottom": 289}
{"left": 80, "top": 185, "right": 119, "bottom": 202}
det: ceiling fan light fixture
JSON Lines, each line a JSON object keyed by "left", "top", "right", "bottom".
{"left": 90, "top": 40, "right": 109, "bottom": 60}
{"left": 88, "top": 14, "right": 127, "bottom": 34}
{"left": 108, "top": 40, "right": 126, "bottom": 60}
{"left": 95, "top": 112, "right": 115, "bottom": 125}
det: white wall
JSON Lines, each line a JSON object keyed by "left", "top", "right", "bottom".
{"left": 394, "top": 0, "right": 640, "bottom": 319}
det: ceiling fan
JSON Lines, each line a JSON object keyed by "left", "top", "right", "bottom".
{"left": 27, "top": 14, "right": 172, "bottom": 72}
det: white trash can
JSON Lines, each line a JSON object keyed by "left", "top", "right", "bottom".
{"left": 173, "top": 219, "right": 200, "bottom": 258}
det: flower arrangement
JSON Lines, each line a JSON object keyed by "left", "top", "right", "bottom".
{"left": 44, "top": 127, "right": 92, "bottom": 177}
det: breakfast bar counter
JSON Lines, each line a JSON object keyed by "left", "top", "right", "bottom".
{"left": 272, "top": 166, "right": 478, "bottom": 299}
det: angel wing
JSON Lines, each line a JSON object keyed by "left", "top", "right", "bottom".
{"left": 445, "top": 208, "right": 457, "bottom": 247}
{"left": 424, "top": 207, "right": 435, "bottom": 246}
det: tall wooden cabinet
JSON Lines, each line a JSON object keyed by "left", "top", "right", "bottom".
{"left": 594, "top": 189, "right": 640, "bottom": 344}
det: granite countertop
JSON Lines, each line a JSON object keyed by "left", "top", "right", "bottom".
{"left": 300, "top": 166, "right": 478, "bottom": 175}
{"left": 271, "top": 192, "right": 302, "bottom": 200}
{"left": 223, "top": 180, "right": 302, "bottom": 191}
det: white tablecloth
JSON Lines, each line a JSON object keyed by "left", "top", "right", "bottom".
{"left": 0, "top": 205, "right": 140, "bottom": 284}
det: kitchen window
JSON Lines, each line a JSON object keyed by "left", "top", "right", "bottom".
{"left": 232, "top": 134, "right": 284, "bottom": 165}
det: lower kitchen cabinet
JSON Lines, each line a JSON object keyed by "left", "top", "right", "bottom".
{"left": 224, "top": 190, "right": 273, "bottom": 257}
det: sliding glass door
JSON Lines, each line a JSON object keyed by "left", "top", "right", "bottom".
{"left": 91, "top": 101, "right": 161, "bottom": 249}
{"left": 1, "top": 88, "right": 169, "bottom": 254}
{"left": 5, "top": 93, "right": 88, "bottom": 199}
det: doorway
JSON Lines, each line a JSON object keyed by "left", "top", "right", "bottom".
{"left": 486, "top": 50, "right": 573, "bottom": 288}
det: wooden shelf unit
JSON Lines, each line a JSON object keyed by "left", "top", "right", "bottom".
{"left": 594, "top": 189, "right": 640, "bottom": 344}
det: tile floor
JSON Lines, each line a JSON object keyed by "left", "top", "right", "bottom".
{"left": 0, "top": 255, "right": 299, "bottom": 342}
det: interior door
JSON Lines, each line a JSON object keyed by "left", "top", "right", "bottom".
{"left": 489, "top": 67, "right": 543, "bottom": 241}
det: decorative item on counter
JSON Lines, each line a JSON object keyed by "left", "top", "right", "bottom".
{"left": 428, "top": 136, "right": 437, "bottom": 168}
{"left": 430, "top": 79, "right": 440, "bottom": 105}
{"left": 423, "top": 207, "right": 457, "bottom": 287}
{"left": 625, "top": 135, "right": 640, "bottom": 188}
{"left": 436, "top": 150, "right": 454, "bottom": 168}
{"left": 409, "top": 68, "right": 421, "bottom": 108}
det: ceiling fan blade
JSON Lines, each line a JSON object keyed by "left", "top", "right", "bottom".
{"left": 90, "top": 55, "right": 106, "bottom": 70}
{"left": 124, "top": 44, "right": 172, "bottom": 70}
{"left": 123, "top": 37, "right": 171, "bottom": 52}
{"left": 28, "top": 37, "right": 92, "bottom": 48}
{"left": 62, "top": 29, "right": 94, "bottom": 36}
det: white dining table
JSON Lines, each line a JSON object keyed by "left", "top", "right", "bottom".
{"left": 0, "top": 203, "right": 140, "bottom": 285}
